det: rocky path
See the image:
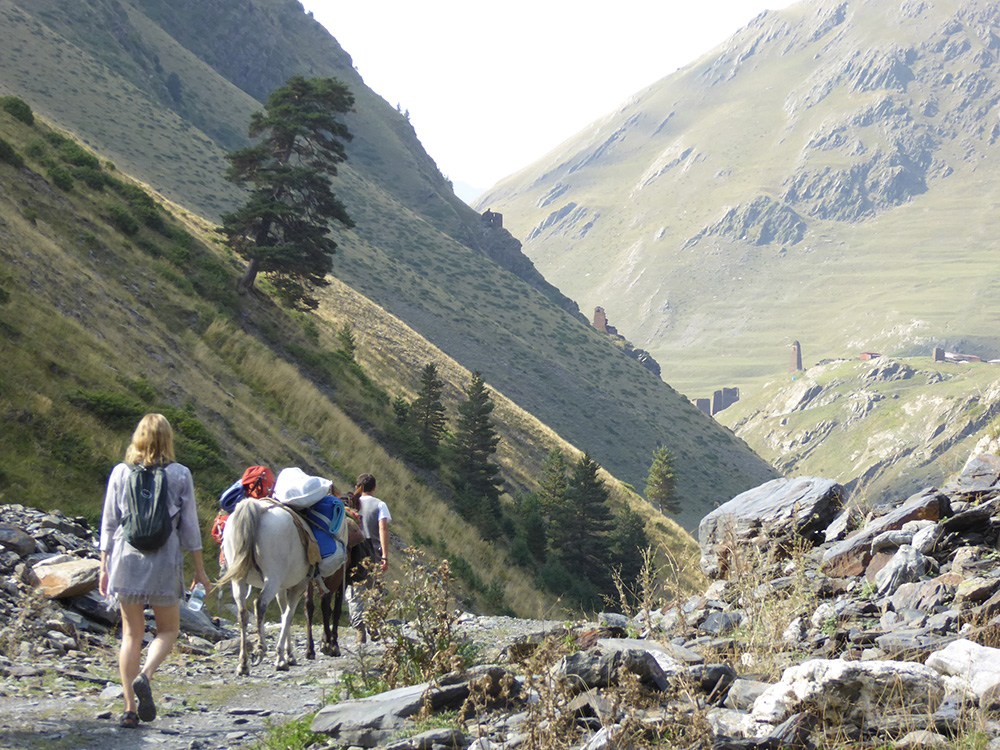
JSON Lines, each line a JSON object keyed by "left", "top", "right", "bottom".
{"left": 0, "top": 624, "right": 375, "bottom": 750}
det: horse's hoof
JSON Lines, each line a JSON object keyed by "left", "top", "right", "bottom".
{"left": 306, "top": 651, "right": 316, "bottom": 661}
{"left": 331, "top": 644, "right": 340, "bottom": 657}
{"left": 276, "top": 662, "right": 289, "bottom": 672}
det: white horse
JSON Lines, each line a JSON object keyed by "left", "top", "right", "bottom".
{"left": 218, "top": 497, "right": 347, "bottom": 676}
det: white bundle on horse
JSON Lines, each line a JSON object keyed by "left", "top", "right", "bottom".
{"left": 273, "top": 467, "right": 330, "bottom": 508}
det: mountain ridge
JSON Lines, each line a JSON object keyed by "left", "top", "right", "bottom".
{"left": 477, "top": 0, "right": 1000, "bottom": 398}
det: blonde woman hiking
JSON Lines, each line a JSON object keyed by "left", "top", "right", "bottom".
{"left": 99, "top": 413, "right": 210, "bottom": 728}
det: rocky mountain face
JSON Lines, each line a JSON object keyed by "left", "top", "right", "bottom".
{"left": 720, "top": 354, "right": 1000, "bottom": 508}
{"left": 478, "top": 0, "right": 1000, "bottom": 395}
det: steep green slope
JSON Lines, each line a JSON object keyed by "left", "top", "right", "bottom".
{"left": 0, "top": 0, "right": 778, "bottom": 526}
{"left": 478, "top": 0, "right": 1000, "bottom": 399}
{"left": 0, "top": 105, "right": 707, "bottom": 615}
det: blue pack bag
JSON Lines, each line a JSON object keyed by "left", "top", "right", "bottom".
{"left": 218, "top": 479, "right": 245, "bottom": 514}
{"left": 304, "top": 495, "right": 345, "bottom": 559}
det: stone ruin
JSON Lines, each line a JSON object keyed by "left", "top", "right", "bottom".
{"left": 790, "top": 340, "right": 803, "bottom": 372}
{"left": 693, "top": 387, "right": 740, "bottom": 417}
{"left": 590, "top": 307, "right": 661, "bottom": 378}
{"left": 593, "top": 306, "right": 617, "bottom": 335}
{"left": 481, "top": 209, "right": 503, "bottom": 229}
{"left": 934, "top": 346, "right": 985, "bottom": 364}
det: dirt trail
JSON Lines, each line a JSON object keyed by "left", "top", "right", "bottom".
{"left": 0, "top": 626, "right": 373, "bottom": 750}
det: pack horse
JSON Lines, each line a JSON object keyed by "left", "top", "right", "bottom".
{"left": 218, "top": 470, "right": 349, "bottom": 677}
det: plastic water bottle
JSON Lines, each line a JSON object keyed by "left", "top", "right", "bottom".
{"left": 188, "top": 583, "right": 206, "bottom": 612}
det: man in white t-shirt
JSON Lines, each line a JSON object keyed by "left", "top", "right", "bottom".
{"left": 347, "top": 473, "right": 391, "bottom": 642}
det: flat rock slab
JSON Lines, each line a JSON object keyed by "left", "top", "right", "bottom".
{"left": 311, "top": 681, "right": 469, "bottom": 746}
{"left": 699, "top": 477, "right": 843, "bottom": 578}
{"left": 822, "top": 488, "right": 950, "bottom": 578}
{"left": 752, "top": 659, "right": 946, "bottom": 727}
{"left": 311, "top": 666, "right": 512, "bottom": 747}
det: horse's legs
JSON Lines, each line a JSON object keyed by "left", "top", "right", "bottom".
{"left": 305, "top": 580, "right": 317, "bottom": 661}
{"left": 253, "top": 590, "right": 269, "bottom": 665}
{"left": 233, "top": 581, "right": 251, "bottom": 677}
{"left": 321, "top": 587, "right": 336, "bottom": 656}
{"left": 322, "top": 565, "right": 345, "bottom": 657}
{"left": 274, "top": 581, "right": 308, "bottom": 671}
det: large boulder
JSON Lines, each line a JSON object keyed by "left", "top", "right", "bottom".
{"left": 28, "top": 556, "right": 100, "bottom": 598}
{"left": 925, "top": 638, "right": 1000, "bottom": 702}
{"left": 699, "top": 477, "right": 843, "bottom": 578}
{"left": 945, "top": 453, "right": 1000, "bottom": 499}
{"left": 311, "top": 666, "right": 515, "bottom": 746}
{"left": 822, "top": 488, "right": 950, "bottom": 578}
{"left": 0, "top": 524, "right": 36, "bottom": 557}
{"left": 751, "top": 659, "right": 946, "bottom": 729}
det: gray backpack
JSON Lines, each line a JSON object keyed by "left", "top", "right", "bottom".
{"left": 120, "top": 464, "right": 173, "bottom": 551}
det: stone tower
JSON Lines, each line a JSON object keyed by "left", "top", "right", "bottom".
{"left": 593, "top": 307, "right": 608, "bottom": 332}
{"left": 790, "top": 341, "right": 803, "bottom": 372}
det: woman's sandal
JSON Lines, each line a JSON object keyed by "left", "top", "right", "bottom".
{"left": 119, "top": 711, "right": 140, "bottom": 728}
{"left": 132, "top": 673, "right": 156, "bottom": 722}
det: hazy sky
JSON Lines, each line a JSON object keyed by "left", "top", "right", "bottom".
{"left": 300, "top": 0, "right": 798, "bottom": 200}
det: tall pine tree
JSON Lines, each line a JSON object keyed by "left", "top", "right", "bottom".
{"left": 538, "top": 449, "right": 571, "bottom": 553}
{"left": 556, "top": 454, "right": 615, "bottom": 605}
{"left": 221, "top": 76, "right": 354, "bottom": 308}
{"left": 610, "top": 505, "right": 650, "bottom": 591}
{"left": 450, "top": 372, "right": 502, "bottom": 532}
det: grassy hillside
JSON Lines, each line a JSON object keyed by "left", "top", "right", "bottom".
{"left": 0, "top": 0, "right": 778, "bottom": 527}
{"left": 477, "top": 0, "right": 1000, "bottom": 400}
{"left": 0, "top": 104, "right": 707, "bottom": 614}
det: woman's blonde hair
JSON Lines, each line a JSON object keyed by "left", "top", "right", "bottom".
{"left": 124, "top": 413, "right": 176, "bottom": 466}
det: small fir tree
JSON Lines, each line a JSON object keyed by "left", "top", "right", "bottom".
{"left": 554, "top": 454, "right": 615, "bottom": 601}
{"left": 645, "top": 445, "right": 680, "bottom": 516}
{"left": 392, "top": 395, "right": 410, "bottom": 425}
{"left": 450, "top": 372, "right": 502, "bottom": 526}
{"left": 410, "top": 363, "right": 447, "bottom": 454}
{"left": 337, "top": 322, "right": 357, "bottom": 361}
{"left": 609, "top": 505, "right": 650, "bottom": 589}
{"left": 538, "top": 449, "right": 571, "bottom": 553}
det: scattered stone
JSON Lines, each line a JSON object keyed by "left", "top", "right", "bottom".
{"left": 29, "top": 556, "right": 101, "bottom": 599}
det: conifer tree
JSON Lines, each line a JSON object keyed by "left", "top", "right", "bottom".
{"left": 537, "top": 449, "right": 571, "bottom": 552}
{"left": 512, "top": 494, "right": 547, "bottom": 565}
{"left": 221, "top": 75, "right": 355, "bottom": 308}
{"left": 610, "top": 505, "right": 650, "bottom": 588}
{"left": 557, "top": 453, "right": 615, "bottom": 598}
{"left": 537, "top": 449, "right": 569, "bottom": 510}
{"left": 450, "top": 372, "right": 502, "bottom": 513}
{"left": 392, "top": 396, "right": 410, "bottom": 425}
{"left": 645, "top": 445, "right": 680, "bottom": 516}
{"left": 410, "top": 363, "right": 447, "bottom": 454}
{"left": 337, "top": 322, "right": 357, "bottom": 361}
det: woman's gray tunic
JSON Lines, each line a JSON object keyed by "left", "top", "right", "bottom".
{"left": 99, "top": 462, "right": 202, "bottom": 604}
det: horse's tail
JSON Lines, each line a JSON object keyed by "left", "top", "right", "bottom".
{"left": 217, "top": 498, "right": 264, "bottom": 587}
